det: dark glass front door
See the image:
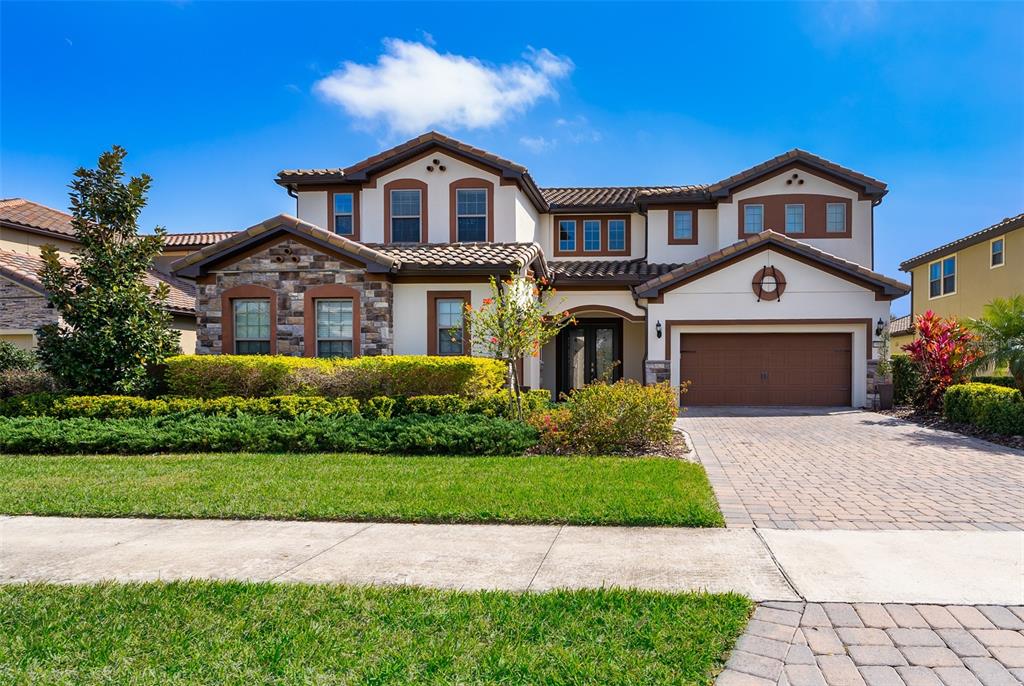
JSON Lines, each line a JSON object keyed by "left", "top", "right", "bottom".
{"left": 556, "top": 319, "right": 622, "bottom": 397}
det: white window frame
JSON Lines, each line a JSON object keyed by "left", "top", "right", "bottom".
{"left": 436, "top": 297, "right": 466, "bottom": 356}
{"left": 583, "top": 219, "right": 601, "bottom": 252}
{"left": 990, "top": 237, "right": 1005, "bottom": 269}
{"left": 390, "top": 189, "right": 422, "bottom": 243}
{"left": 743, "top": 204, "right": 764, "bottom": 234}
{"left": 784, "top": 204, "right": 805, "bottom": 234}
{"left": 608, "top": 218, "right": 626, "bottom": 251}
{"left": 455, "top": 188, "right": 487, "bottom": 242}
{"left": 558, "top": 219, "right": 577, "bottom": 252}
{"left": 928, "top": 254, "right": 957, "bottom": 299}
{"left": 333, "top": 192, "right": 354, "bottom": 236}
{"left": 233, "top": 299, "right": 271, "bottom": 355}
{"left": 315, "top": 298, "right": 354, "bottom": 359}
{"left": 825, "top": 202, "right": 847, "bottom": 233}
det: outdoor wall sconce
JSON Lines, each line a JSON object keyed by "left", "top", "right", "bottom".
{"left": 875, "top": 317, "right": 885, "bottom": 337}
{"left": 656, "top": 320, "right": 663, "bottom": 338}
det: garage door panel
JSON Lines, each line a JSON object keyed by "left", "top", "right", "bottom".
{"left": 680, "top": 333, "right": 852, "bottom": 406}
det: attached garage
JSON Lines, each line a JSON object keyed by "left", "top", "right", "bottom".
{"left": 680, "top": 332, "right": 852, "bottom": 406}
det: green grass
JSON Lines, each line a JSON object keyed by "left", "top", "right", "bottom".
{"left": 0, "top": 453, "right": 723, "bottom": 527}
{"left": 0, "top": 582, "right": 752, "bottom": 685}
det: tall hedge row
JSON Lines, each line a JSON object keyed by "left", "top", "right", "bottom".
{"left": 943, "top": 383, "right": 1024, "bottom": 436}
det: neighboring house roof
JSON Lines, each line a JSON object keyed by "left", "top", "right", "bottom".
{"left": 0, "top": 197, "right": 76, "bottom": 240}
{"left": 276, "top": 131, "right": 548, "bottom": 212}
{"left": 172, "top": 214, "right": 399, "bottom": 278}
{"left": 367, "top": 242, "right": 548, "bottom": 279}
{"left": 887, "top": 314, "right": 914, "bottom": 337}
{"left": 899, "top": 212, "right": 1024, "bottom": 271}
{"left": 634, "top": 230, "right": 910, "bottom": 299}
{"left": 549, "top": 259, "right": 678, "bottom": 285}
{"left": 164, "top": 231, "right": 237, "bottom": 248}
{"left": 0, "top": 247, "right": 196, "bottom": 314}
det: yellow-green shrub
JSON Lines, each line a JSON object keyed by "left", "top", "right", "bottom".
{"left": 943, "top": 383, "right": 1024, "bottom": 435}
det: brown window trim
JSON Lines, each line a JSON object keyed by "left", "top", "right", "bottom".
{"left": 326, "top": 189, "right": 361, "bottom": 240}
{"left": 303, "top": 284, "right": 361, "bottom": 358}
{"left": 449, "top": 177, "right": 495, "bottom": 243}
{"left": 427, "top": 290, "right": 471, "bottom": 356}
{"left": 384, "top": 179, "right": 429, "bottom": 244}
{"left": 222, "top": 284, "right": 277, "bottom": 355}
{"left": 737, "top": 195, "right": 853, "bottom": 239}
{"left": 666, "top": 206, "right": 700, "bottom": 245}
{"left": 552, "top": 215, "right": 631, "bottom": 257}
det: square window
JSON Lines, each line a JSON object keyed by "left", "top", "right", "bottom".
{"left": 673, "top": 211, "right": 693, "bottom": 240}
{"left": 744, "top": 205, "right": 764, "bottom": 234}
{"left": 826, "top": 203, "right": 846, "bottom": 233}
{"left": 992, "top": 238, "right": 1004, "bottom": 267}
{"left": 608, "top": 219, "right": 626, "bottom": 251}
{"left": 785, "top": 204, "right": 805, "bottom": 233}
{"left": 456, "top": 188, "right": 487, "bottom": 242}
{"left": 559, "top": 220, "right": 576, "bottom": 251}
{"left": 583, "top": 220, "right": 601, "bottom": 251}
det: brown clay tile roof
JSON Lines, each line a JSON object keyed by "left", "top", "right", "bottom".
{"left": 549, "top": 259, "right": 678, "bottom": 284}
{"left": 900, "top": 212, "right": 1024, "bottom": 270}
{"left": 0, "top": 198, "right": 76, "bottom": 238}
{"left": 707, "top": 149, "right": 888, "bottom": 198}
{"left": 367, "top": 242, "right": 546, "bottom": 276}
{"left": 887, "top": 314, "right": 913, "bottom": 337}
{"left": 164, "top": 232, "right": 236, "bottom": 248}
{"left": 635, "top": 230, "right": 910, "bottom": 298}
{"left": 0, "top": 247, "right": 195, "bottom": 314}
{"left": 541, "top": 186, "right": 708, "bottom": 210}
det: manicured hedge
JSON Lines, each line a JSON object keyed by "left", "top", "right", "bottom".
{"left": 970, "top": 375, "right": 1018, "bottom": 389}
{"left": 164, "top": 355, "right": 506, "bottom": 399}
{"left": 0, "top": 390, "right": 552, "bottom": 421}
{"left": 0, "top": 414, "right": 537, "bottom": 456}
{"left": 943, "top": 383, "right": 1024, "bottom": 436}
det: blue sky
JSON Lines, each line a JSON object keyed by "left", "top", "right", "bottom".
{"left": 2, "top": 1, "right": 1023, "bottom": 314}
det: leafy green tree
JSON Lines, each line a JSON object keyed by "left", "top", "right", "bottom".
{"left": 969, "top": 295, "right": 1024, "bottom": 390}
{"left": 463, "top": 273, "right": 572, "bottom": 419}
{"left": 36, "top": 146, "right": 180, "bottom": 394}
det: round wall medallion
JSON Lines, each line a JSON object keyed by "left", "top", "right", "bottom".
{"left": 752, "top": 266, "right": 786, "bottom": 301}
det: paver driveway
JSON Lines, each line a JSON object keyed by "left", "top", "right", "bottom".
{"left": 679, "top": 408, "right": 1024, "bottom": 531}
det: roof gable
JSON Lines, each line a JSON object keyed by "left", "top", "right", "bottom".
{"left": 635, "top": 231, "right": 909, "bottom": 299}
{"left": 706, "top": 150, "right": 888, "bottom": 201}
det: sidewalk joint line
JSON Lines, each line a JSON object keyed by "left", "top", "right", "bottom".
{"left": 268, "top": 522, "right": 376, "bottom": 582}
{"left": 753, "top": 527, "right": 803, "bottom": 601}
{"left": 526, "top": 524, "right": 563, "bottom": 592}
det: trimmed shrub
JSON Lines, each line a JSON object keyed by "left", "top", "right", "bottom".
{"left": 531, "top": 381, "right": 677, "bottom": 455}
{"left": 361, "top": 396, "right": 396, "bottom": 420}
{"left": 40, "top": 395, "right": 360, "bottom": 420}
{"left": 970, "top": 375, "right": 1018, "bottom": 389}
{"left": 0, "top": 392, "right": 66, "bottom": 418}
{"left": 943, "top": 383, "right": 1024, "bottom": 436}
{"left": 0, "top": 341, "right": 37, "bottom": 373}
{"left": 0, "top": 414, "right": 537, "bottom": 456}
{"left": 891, "top": 355, "right": 921, "bottom": 405}
{"left": 165, "top": 355, "right": 506, "bottom": 399}
{"left": 0, "top": 369, "right": 60, "bottom": 398}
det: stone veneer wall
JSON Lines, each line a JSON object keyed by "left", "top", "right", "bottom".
{"left": 195, "top": 239, "right": 393, "bottom": 356}
{"left": 644, "top": 359, "right": 671, "bottom": 385}
{"left": 0, "top": 278, "right": 57, "bottom": 331}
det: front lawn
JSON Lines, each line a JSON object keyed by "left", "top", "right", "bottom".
{"left": 0, "top": 582, "right": 751, "bottom": 685}
{"left": 0, "top": 453, "right": 723, "bottom": 527}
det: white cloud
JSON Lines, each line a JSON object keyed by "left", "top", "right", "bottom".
{"left": 519, "top": 135, "right": 555, "bottom": 153}
{"left": 314, "top": 40, "right": 574, "bottom": 136}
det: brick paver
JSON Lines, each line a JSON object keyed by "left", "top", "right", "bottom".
{"left": 680, "top": 408, "right": 1024, "bottom": 531}
{"left": 717, "top": 603, "right": 1024, "bottom": 685}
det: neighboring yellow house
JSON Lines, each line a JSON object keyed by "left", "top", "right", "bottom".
{"left": 895, "top": 212, "right": 1023, "bottom": 347}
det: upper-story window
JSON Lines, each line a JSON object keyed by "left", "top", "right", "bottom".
{"left": 333, "top": 193, "right": 354, "bottom": 236}
{"left": 455, "top": 188, "right": 487, "bottom": 242}
{"left": 315, "top": 299, "right": 354, "bottom": 358}
{"left": 608, "top": 219, "right": 626, "bottom": 251}
{"left": 673, "top": 210, "right": 694, "bottom": 241}
{"left": 390, "top": 189, "right": 422, "bottom": 243}
{"left": 559, "top": 220, "right": 577, "bottom": 251}
{"left": 233, "top": 299, "right": 271, "bottom": 355}
{"left": 929, "top": 255, "right": 956, "bottom": 298}
{"left": 583, "top": 219, "right": 601, "bottom": 251}
{"left": 744, "top": 204, "right": 764, "bottom": 234}
{"left": 991, "top": 238, "right": 1005, "bottom": 268}
{"left": 826, "top": 203, "right": 846, "bottom": 233}
{"left": 785, "top": 204, "right": 805, "bottom": 233}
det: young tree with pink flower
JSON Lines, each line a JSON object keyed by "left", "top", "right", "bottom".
{"left": 462, "top": 273, "right": 573, "bottom": 419}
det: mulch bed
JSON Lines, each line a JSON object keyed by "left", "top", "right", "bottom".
{"left": 876, "top": 405, "right": 1024, "bottom": 451}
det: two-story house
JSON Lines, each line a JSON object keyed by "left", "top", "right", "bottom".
{"left": 171, "top": 132, "right": 909, "bottom": 407}
{"left": 891, "top": 213, "right": 1023, "bottom": 351}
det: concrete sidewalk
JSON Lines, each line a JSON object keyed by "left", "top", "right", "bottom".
{"left": 2, "top": 516, "right": 1020, "bottom": 604}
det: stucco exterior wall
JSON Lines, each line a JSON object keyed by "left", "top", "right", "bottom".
{"left": 645, "top": 249, "right": 890, "bottom": 406}
{"left": 391, "top": 282, "right": 494, "bottom": 355}
{"left": 716, "top": 170, "right": 873, "bottom": 266}
{"left": 296, "top": 191, "right": 329, "bottom": 231}
{"left": 908, "top": 227, "right": 1023, "bottom": 323}
{"left": 0, "top": 228, "right": 78, "bottom": 257}
{"left": 646, "top": 208, "right": 719, "bottom": 264}
{"left": 540, "top": 213, "right": 646, "bottom": 262}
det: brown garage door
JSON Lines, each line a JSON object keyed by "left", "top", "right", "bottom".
{"left": 680, "top": 333, "right": 852, "bottom": 406}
